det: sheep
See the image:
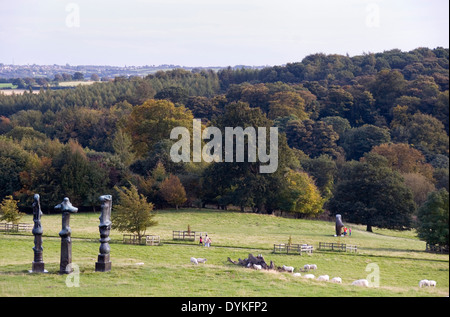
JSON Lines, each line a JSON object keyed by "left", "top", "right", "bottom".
{"left": 196, "top": 258, "right": 207, "bottom": 264}
{"left": 303, "top": 274, "right": 315, "bottom": 279}
{"left": 419, "top": 279, "right": 430, "bottom": 287}
{"left": 190, "top": 257, "right": 198, "bottom": 265}
{"left": 330, "top": 277, "right": 342, "bottom": 284}
{"left": 303, "top": 264, "right": 317, "bottom": 271}
{"left": 253, "top": 264, "right": 262, "bottom": 270}
{"left": 317, "top": 275, "right": 330, "bottom": 282}
{"left": 419, "top": 279, "right": 436, "bottom": 287}
{"left": 351, "top": 279, "right": 369, "bottom": 287}
{"left": 282, "top": 265, "right": 295, "bottom": 273}
{"left": 293, "top": 273, "right": 302, "bottom": 277}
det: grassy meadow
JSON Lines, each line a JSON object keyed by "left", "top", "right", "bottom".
{"left": 0, "top": 209, "right": 448, "bottom": 297}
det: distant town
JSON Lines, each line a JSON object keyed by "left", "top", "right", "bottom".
{"left": 0, "top": 63, "right": 265, "bottom": 80}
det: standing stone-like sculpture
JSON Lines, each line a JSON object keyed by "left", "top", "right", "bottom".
{"left": 55, "top": 197, "right": 78, "bottom": 274}
{"left": 95, "top": 195, "right": 112, "bottom": 272}
{"left": 335, "top": 214, "right": 344, "bottom": 236}
{"left": 31, "top": 194, "right": 46, "bottom": 273}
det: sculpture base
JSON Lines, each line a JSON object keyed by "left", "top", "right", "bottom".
{"left": 95, "top": 254, "right": 111, "bottom": 272}
{"left": 60, "top": 239, "right": 73, "bottom": 274}
{"left": 30, "top": 262, "right": 47, "bottom": 273}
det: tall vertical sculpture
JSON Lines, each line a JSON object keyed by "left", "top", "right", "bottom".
{"left": 55, "top": 197, "right": 78, "bottom": 274}
{"left": 31, "top": 194, "right": 46, "bottom": 273}
{"left": 95, "top": 195, "right": 112, "bottom": 272}
{"left": 335, "top": 214, "right": 344, "bottom": 236}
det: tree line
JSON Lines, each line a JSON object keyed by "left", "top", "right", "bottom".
{"left": 0, "top": 47, "right": 448, "bottom": 247}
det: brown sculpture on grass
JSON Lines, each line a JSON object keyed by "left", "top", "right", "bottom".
{"left": 335, "top": 214, "right": 344, "bottom": 236}
{"left": 55, "top": 197, "right": 78, "bottom": 274}
{"left": 95, "top": 195, "right": 112, "bottom": 272}
{"left": 31, "top": 194, "right": 47, "bottom": 273}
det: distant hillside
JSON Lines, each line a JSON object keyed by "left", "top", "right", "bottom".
{"left": 0, "top": 63, "right": 265, "bottom": 80}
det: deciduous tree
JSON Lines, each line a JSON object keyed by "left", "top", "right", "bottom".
{"left": 416, "top": 188, "right": 449, "bottom": 247}
{"left": 0, "top": 195, "right": 24, "bottom": 224}
{"left": 327, "top": 160, "right": 415, "bottom": 232}
{"left": 125, "top": 99, "right": 194, "bottom": 157}
{"left": 159, "top": 174, "right": 187, "bottom": 210}
{"left": 112, "top": 183, "right": 157, "bottom": 240}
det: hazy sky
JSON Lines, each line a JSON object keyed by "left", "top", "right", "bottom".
{"left": 1, "top": 0, "right": 448, "bottom": 67}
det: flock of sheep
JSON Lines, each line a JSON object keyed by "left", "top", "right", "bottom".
{"left": 419, "top": 279, "right": 437, "bottom": 288}
{"left": 190, "top": 257, "right": 437, "bottom": 289}
{"left": 280, "top": 263, "right": 437, "bottom": 288}
{"left": 280, "top": 264, "right": 353, "bottom": 285}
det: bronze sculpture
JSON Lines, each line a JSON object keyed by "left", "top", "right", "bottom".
{"left": 55, "top": 197, "right": 78, "bottom": 274}
{"left": 30, "top": 194, "right": 46, "bottom": 273}
{"left": 95, "top": 195, "right": 112, "bottom": 272}
{"left": 335, "top": 214, "right": 344, "bottom": 236}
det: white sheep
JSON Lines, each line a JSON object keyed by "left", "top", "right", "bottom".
{"left": 253, "top": 264, "right": 262, "bottom": 270}
{"left": 330, "top": 277, "right": 342, "bottom": 284}
{"left": 282, "top": 265, "right": 295, "bottom": 273}
{"left": 304, "top": 264, "right": 317, "bottom": 271}
{"left": 196, "top": 258, "right": 207, "bottom": 263}
{"left": 190, "top": 257, "right": 198, "bottom": 265}
{"left": 317, "top": 275, "right": 329, "bottom": 282}
{"left": 419, "top": 279, "right": 436, "bottom": 287}
{"left": 303, "top": 274, "right": 315, "bottom": 279}
{"left": 293, "top": 273, "right": 301, "bottom": 277}
{"left": 419, "top": 279, "right": 430, "bottom": 287}
{"left": 351, "top": 279, "right": 369, "bottom": 287}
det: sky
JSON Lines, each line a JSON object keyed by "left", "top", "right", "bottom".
{"left": 0, "top": 0, "right": 448, "bottom": 67}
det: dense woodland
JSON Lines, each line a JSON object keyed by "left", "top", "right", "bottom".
{"left": 0, "top": 48, "right": 449, "bottom": 244}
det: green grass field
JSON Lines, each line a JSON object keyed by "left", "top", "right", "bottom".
{"left": 0, "top": 83, "right": 17, "bottom": 89}
{"left": 0, "top": 209, "right": 448, "bottom": 297}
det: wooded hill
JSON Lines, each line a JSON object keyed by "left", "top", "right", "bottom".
{"left": 0, "top": 47, "right": 448, "bottom": 245}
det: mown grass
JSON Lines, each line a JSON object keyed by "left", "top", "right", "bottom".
{"left": 0, "top": 209, "right": 448, "bottom": 297}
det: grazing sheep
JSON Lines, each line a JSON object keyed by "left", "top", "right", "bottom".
{"left": 293, "top": 273, "right": 301, "bottom": 277}
{"left": 419, "top": 279, "right": 436, "bottom": 287}
{"left": 330, "top": 277, "right": 342, "bottom": 284}
{"left": 190, "top": 257, "right": 198, "bottom": 265}
{"left": 196, "top": 258, "right": 207, "bottom": 263}
{"left": 303, "top": 264, "right": 317, "bottom": 271}
{"left": 282, "top": 265, "right": 295, "bottom": 273}
{"left": 419, "top": 279, "right": 430, "bottom": 287}
{"left": 253, "top": 264, "right": 262, "bottom": 270}
{"left": 317, "top": 275, "right": 329, "bottom": 282}
{"left": 303, "top": 274, "right": 315, "bottom": 279}
{"left": 351, "top": 279, "right": 369, "bottom": 287}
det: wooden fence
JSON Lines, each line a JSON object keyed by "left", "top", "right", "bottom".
{"left": 123, "top": 234, "right": 160, "bottom": 246}
{"left": 172, "top": 231, "right": 204, "bottom": 241}
{"left": 273, "top": 243, "right": 314, "bottom": 255}
{"left": 0, "top": 223, "right": 33, "bottom": 233}
{"left": 318, "top": 242, "right": 357, "bottom": 253}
